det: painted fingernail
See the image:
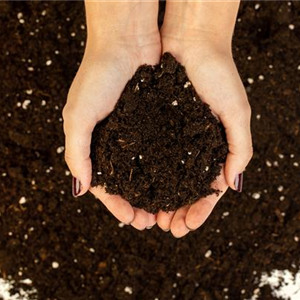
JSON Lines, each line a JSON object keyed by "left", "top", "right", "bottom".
{"left": 72, "top": 177, "right": 81, "bottom": 197}
{"left": 234, "top": 173, "right": 243, "bottom": 193}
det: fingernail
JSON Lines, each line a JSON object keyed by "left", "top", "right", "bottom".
{"left": 72, "top": 177, "right": 81, "bottom": 197}
{"left": 234, "top": 173, "right": 243, "bottom": 193}
{"left": 146, "top": 226, "right": 153, "bottom": 230}
{"left": 163, "top": 229, "right": 170, "bottom": 232}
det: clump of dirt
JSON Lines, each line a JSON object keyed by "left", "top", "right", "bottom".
{"left": 91, "top": 52, "right": 228, "bottom": 214}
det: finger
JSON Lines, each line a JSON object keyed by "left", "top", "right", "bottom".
{"left": 219, "top": 102, "right": 253, "bottom": 192}
{"left": 130, "top": 208, "right": 157, "bottom": 231}
{"left": 156, "top": 210, "right": 175, "bottom": 232}
{"left": 90, "top": 186, "right": 135, "bottom": 225}
{"left": 170, "top": 206, "right": 190, "bottom": 238}
{"left": 63, "top": 104, "right": 98, "bottom": 197}
{"left": 185, "top": 168, "right": 228, "bottom": 230}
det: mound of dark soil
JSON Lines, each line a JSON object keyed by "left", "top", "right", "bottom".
{"left": 91, "top": 53, "right": 227, "bottom": 214}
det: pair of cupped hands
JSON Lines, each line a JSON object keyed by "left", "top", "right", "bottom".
{"left": 62, "top": 18, "right": 252, "bottom": 238}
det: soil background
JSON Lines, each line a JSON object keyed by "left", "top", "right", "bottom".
{"left": 0, "top": 2, "right": 300, "bottom": 300}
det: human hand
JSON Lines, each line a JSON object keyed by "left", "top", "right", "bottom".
{"left": 63, "top": 2, "right": 161, "bottom": 230}
{"left": 158, "top": 10, "right": 253, "bottom": 237}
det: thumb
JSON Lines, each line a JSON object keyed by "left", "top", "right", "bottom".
{"left": 63, "top": 105, "right": 97, "bottom": 197}
{"left": 219, "top": 103, "right": 253, "bottom": 192}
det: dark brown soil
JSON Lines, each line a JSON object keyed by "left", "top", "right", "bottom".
{"left": 91, "top": 53, "right": 227, "bottom": 214}
{"left": 0, "top": 2, "right": 300, "bottom": 300}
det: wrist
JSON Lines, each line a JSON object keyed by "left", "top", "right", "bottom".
{"left": 161, "top": 1, "right": 239, "bottom": 56}
{"left": 85, "top": 1, "right": 160, "bottom": 48}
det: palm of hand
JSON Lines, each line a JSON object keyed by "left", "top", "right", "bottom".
{"left": 64, "top": 46, "right": 160, "bottom": 229}
{"left": 156, "top": 47, "right": 251, "bottom": 237}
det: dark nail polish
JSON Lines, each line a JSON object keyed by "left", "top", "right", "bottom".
{"left": 72, "top": 177, "right": 81, "bottom": 197}
{"left": 234, "top": 173, "right": 243, "bottom": 193}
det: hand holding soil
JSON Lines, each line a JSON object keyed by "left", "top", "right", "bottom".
{"left": 63, "top": 2, "right": 161, "bottom": 230}
{"left": 63, "top": 1, "right": 253, "bottom": 238}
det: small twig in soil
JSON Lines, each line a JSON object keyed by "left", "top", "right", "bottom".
{"left": 110, "top": 161, "right": 114, "bottom": 175}
{"left": 129, "top": 168, "right": 133, "bottom": 182}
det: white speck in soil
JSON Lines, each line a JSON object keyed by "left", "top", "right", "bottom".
{"left": 71, "top": 32, "right": 76, "bottom": 37}
{"left": 19, "top": 19, "right": 25, "bottom": 24}
{"left": 241, "top": 289, "right": 246, "bottom": 294}
{"left": 124, "top": 286, "right": 133, "bottom": 294}
{"left": 223, "top": 288, "right": 229, "bottom": 292}
{"left": 97, "top": 171, "right": 102, "bottom": 175}
{"left": 256, "top": 114, "right": 261, "bottom": 120}
{"left": 181, "top": 160, "right": 185, "bottom": 164}
{"left": 289, "top": 24, "right": 295, "bottom": 30}
{"left": 41, "top": 10, "right": 47, "bottom": 16}
{"left": 184, "top": 81, "right": 191, "bottom": 88}
{"left": 89, "top": 248, "right": 95, "bottom": 253}
{"left": 17, "top": 102, "right": 21, "bottom": 107}
{"left": 280, "top": 196, "right": 285, "bottom": 201}
{"left": 176, "top": 272, "right": 182, "bottom": 277}
{"left": 281, "top": 212, "right": 286, "bottom": 217}
{"left": 60, "top": 190, "right": 65, "bottom": 195}
{"left": 27, "top": 66, "right": 34, "bottom": 72}
{"left": 52, "top": 262, "right": 59, "bottom": 269}
{"left": 290, "top": 154, "right": 295, "bottom": 158}
{"left": 118, "top": 222, "right": 125, "bottom": 228}
{"left": 247, "top": 78, "right": 254, "bottom": 84}
{"left": 8, "top": 232, "right": 13, "bottom": 236}
{"left": 26, "top": 89, "right": 33, "bottom": 95}
{"left": 247, "top": 56, "right": 252, "bottom": 60}
{"left": 205, "top": 166, "right": 209, "bottom": 171}
{"left": 46, "top": 60, "right": 52, "bottom": 66}
{"left": 41, "top": 100, "right": 46, "bottom": 106}
{"left": 139, "top": 155, "right": 143, "bottom": 159}
{"left": 55, "top": 50, "right": 59, "bottom": 55}
{"left": 22, "top": 100, "right": 31, "bottom": 110}
{"left": 278, "top": 153, "right": 284, "bottom": 159}
{"left": 297, "top": 65, "right": 300, "bottom": 70}
{"left": 252, "top": 193, "right": 261, "bottom": 199}
{"left": 193, "top": 96, "right": 197, "bottom": 101}
{"left": 56, "top": 146, "right": 65, "bottom": 154}
{"left": 273, "top": 161, "right": 279, "bottom": 167}
{"left": 222, "top": 211, "right": 230, "bottom": 217}
{"left": 131, "top": 156, "right": 135, "bottom": 160}
{"left": 216, "top": 229, "right": 220, "bottom": 233}
{"left": 65, "top": 170, "right": 70, "bottom": 176}
{"left": 19, "top": 197, "right": 27, "bottom": 204}
{"left": 228, "top": 242, "right": 233, "bottom": 246}
{"left": 172, "top": 100, "right": 178, "bottom": 106}
{"left": 7, "top": 113, "right": 11, "bottom": 117}
{"left": 188, "top": 152, "right": 192, "bottom": 155}
{"left": 269, "top": 64, "right": 273, "bottom": 69}
{"left": 24, "top": 234, "right": 28, "bottom": 240}
{"left": 266, "top": 160, "right": 272, "bottom": 167}
{"left": 17, "top": 12, "right": 23, "bottom": 19}
{"left": 77, "top": 209, "right": 81, "bottom": 214}
{"left": 173, "top": 283, "right": 177, "bottom": 288}
{"left": 293, "top": 162, "right": 299, "bottom": 167}
{"left": 294, "top": 236, "right": 299, "bottom": 242}
{"left": 255, "top": 3, "right": 260, "bottom": 10}
{"left": 258, "top": 75, "right": 264, "bottom": 80}
{"left": 2, "top": 172, "right": 7, "bottom": 177}
{"left": 277, "top": 185, "right": 284, "bottom": 192}
{"left": 204, "top": 250, "right": 212, "bottom": 258}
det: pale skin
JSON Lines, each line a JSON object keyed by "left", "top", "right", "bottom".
{"left": 63, "top": 1, "right": 253, "bottom": 237}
